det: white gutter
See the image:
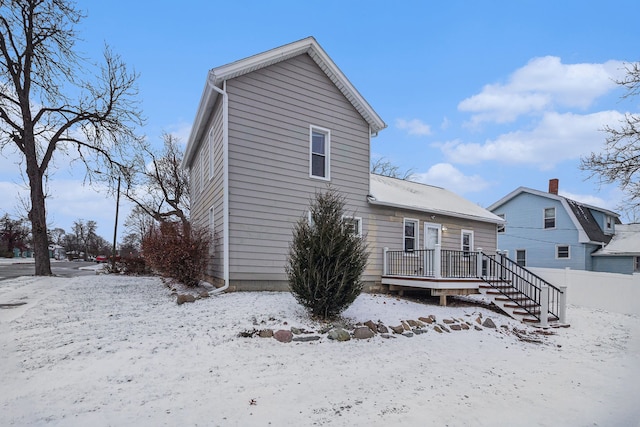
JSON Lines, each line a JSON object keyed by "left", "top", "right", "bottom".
{"left": 367, "top": 198, "right": 505, "bottom": 224}
{"left": 207, "top": 78, "right": 230, "bottom": 294}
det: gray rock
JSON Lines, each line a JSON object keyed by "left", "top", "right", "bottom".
{"left": 290, "top": 327, "right": 303, "bottom": 335}
{"left": 327, "top": 328, "right": 351, "bottom": 341}
{"left": 176, "top": 294, "right": 196, "bottom": 305}
{"left": 273, "top": 330, "right": 293, "bottom": 343}
{"left": 474, "top": 325, "right": 483, "bottom": 331}
{"left": 482, "top": 318, "right": 497, "bottom": 329}
{"left": 413, "top": 328, "right": 427, "bottom": 335}
{"left": 380, "top": 333, "right": 396, "bottom": 339}
{"left": 377, "top": 324, "right": 389, "bottom": 334}
{"left": 353, "top": 326, "right": 375, "bottom": 340}
{"left": 402, "top": 331, "right": 414, "bottom": 338}
{"left": 258, "top": 329, "right": 274, "bottom": 338}
{"left": 292, "top": 335, "right": 321, "bottom": 342}
{"left": 437, "top": 324, "right": 451, "bottom": 333}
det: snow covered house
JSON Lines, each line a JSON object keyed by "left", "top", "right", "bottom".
{"left": 488, "top": 179, "right": 625, "bottom": 272}
{"left": 183, "top": 37, "right": 565, "bottom": 324}
{"left": 591, "top": 223, "right": 640, "bottom": 275}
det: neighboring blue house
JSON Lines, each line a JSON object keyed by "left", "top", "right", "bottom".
{"left": 488, "top": 179, "right": 620, "bottom": 272}
{"left": 591, "top": 223, "right": 640, "bottom": 275}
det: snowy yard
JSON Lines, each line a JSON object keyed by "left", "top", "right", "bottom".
{"left": 0, "top": 273, "right": 638, "bottom": 426}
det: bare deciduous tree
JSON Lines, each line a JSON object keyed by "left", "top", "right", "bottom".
{"left": 0, "top": 1, "right": 143, "bottom": 275}
{"left": 124, "top": 133, "right": 189, "bottom": 228}
{"left": 581, "top": 62, "right": 640, "bottom": 211}
{"left": 371, "top": 157, "right": 414, "bottom": 180}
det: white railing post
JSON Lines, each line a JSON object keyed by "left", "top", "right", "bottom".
{"left": 383, "top": 247, "right": 389, "bottom": 276}
{"left": 539, "top": 285, "right": 549, "bottom": 328}
{"left": 559, "top": 286, "right": 567, "bottom": 324}
{"left": 434, "top": 244, "right": 441, "bottom": 279}
{"left": 476, "top": 247, "right": 483, "bottom": 277}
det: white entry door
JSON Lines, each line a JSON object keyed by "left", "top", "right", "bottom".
{"left": 424, "top": 223, "right": 441, "bottom": 276}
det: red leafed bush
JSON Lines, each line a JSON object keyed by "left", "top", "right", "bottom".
{"left": 141, "top": 221, "right": 210, "bottom": 287}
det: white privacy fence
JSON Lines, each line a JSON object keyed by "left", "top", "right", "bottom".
{"left": 528, "top": 267, "right": 640, "bottom": 316}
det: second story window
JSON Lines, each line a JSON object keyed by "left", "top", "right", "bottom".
{"left": 310, "top": 126, "right": 330, "bottom": 180}
{"left": 343, "top": 216, "right": 362, "bottom": 238}
{"left": 544, "top": 207, "right": 556, "bottom": 229}
{"left": 497, "top": 213, "right": 505, "bottom": 233}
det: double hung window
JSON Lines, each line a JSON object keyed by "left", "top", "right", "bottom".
{"left": 310, "top": 126, "right": 330, "bottom": 180}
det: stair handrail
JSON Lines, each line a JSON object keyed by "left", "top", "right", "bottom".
{"left": 480, "top": 252, "right": 564, "bottom": 321}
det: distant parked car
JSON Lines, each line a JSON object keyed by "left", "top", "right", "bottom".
{"left": 95, "top": 255, "right": 108, "bottom": 263}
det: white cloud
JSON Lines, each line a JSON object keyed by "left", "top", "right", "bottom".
{"left": 458, "top": 57, "right": 625, "bottom": 125}
{"left": 396, "top": 118, "right": 432, "bottom": 136}
{"left": 440, "top": 110, "right": 625, "bottom": 169}
{"left": 411, "top": 163, "right": 490, "bottom": 195}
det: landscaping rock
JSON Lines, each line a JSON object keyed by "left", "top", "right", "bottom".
{"left": 199, "top": 291, "right": 210, "bottom": 299}
{"left": 434, "top": 326, "right": 443, "bottom": 333}
{"left": 390, "top": 325, "right": 405, "bottom": 334}
{"left": 419, "top": 316, "right": 434, "bottom": 324}
{"left": 402, "top": 331, "right": 414, "bottom": 338}
{"left": 450, "top": 324, "right": 462, "bottom": 331}
{"left": 401, "top": 321, "right": 410, "bottom": 331}
{"left": 353, "top": 327, "right": 375, "bottom": 340}
{"left": 291, "top": 327, "right": 303, "bottom": 335}
{"left": 176, "top": 294, "right": 196, "bottom": 305}
{"left": 327, "top": 328, "right": 351, "bottom": 341}
{"left": 364, "top": 320, "right": 377, "bottom": 333}
{"left": 461, "top": 324, "right": 470, "bottom": 330}
{"left": 474, "top": 326, "right": 483, "bottom": 331}
{"left": 443, "top": 319, "right": 456, "bottom": 325}
{"left": 273, "top": 330, "right": 293, "bottom": 343}
{"left": 258, "top": 329, "right": 274, "bottom": 338}
{"left": 292, "top": 335, "right": 321, "bottom": 342}
{"left": 438, "top": 324, "right": 450, "bottom": 333}
{"left": 413, "top": 328, "right": 427, "bottom": 335}
{"left": 380, "top": 333, "right": 396, "bottom": 339}
{"left": 482, "top": 318, "right": 497, "bottom": 329}
{"left": 407, "top": 319, "right": 419, "bottom": 327}
{"left": 377, "top": 323, "right": 389, "bottom": 334}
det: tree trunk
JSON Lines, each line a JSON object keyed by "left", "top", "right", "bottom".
{"left": 25, "top": 144, "right": 52, "bottom": 276}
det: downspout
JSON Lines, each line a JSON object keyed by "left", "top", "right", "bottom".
{"left": 207, "top": 78, "right": 230, "bottom": 294}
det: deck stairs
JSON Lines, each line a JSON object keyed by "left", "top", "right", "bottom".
{"left": 477, "top": 253, "right": 566, "bottom": 327}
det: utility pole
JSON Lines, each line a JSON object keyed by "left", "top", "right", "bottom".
{"left": 112, "top": 176, "right": 121, "bottom": 271}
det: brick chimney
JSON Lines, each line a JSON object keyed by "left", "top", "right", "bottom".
{"left": 549, "top": 178, "right": 559, "bottom": 195}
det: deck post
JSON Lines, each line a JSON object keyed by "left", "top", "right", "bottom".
{"left": 476, "top": 248, "right": 483, "bottom": 278}
{"left": 558, "top": 285, "right": 568, "bottom": 324}
{"left": 383, "top": 247, "right": 388, "bottom": 276}
{"left": 539, "top": 285, "right": 549, "bottom": 328}
{"left": 434, "top": 244, "right": 441, "bottom": 279}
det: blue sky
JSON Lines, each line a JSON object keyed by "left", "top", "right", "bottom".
{"left": 1, "top": 0, "right": 639, "bottom": 240}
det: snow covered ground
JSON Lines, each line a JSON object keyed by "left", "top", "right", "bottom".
{"left": 0, "top": 274, "right": 638, "bottom": 426}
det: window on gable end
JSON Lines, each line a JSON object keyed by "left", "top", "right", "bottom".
{"left": 497, "top": 213, "right": 506, "bottom": 233}
{"left": 310, "top": 126, "right": 330, "bottom": 180}
{"left": 208, "top": 127, "right": 215, "bottom": 180}
{"left": 544, "top": 207, "right": 556, "bottom": 229}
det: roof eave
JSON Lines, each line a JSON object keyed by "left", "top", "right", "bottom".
{"left": 368, "top": 199, "right": 504, "bottom": 224}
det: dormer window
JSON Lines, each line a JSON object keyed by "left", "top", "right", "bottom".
{"left": 605, "top": 215, "right": 613, "bottom": 231}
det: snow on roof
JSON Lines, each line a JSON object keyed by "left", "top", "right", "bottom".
{"left": 369, "top": 174, "right": 504, "bottom": 224}
{"left": 593, "top": 223, "right": 640, "bottom": 256}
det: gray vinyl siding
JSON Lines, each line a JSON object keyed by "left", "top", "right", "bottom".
{"left": 364, "top": 205, "right": 498, "bottom": 279}
{"left": 225, "top": 53, "right": 371, "bottom": 286}
{"left": 191, "top": 98, "right": 225, "bottom": 280}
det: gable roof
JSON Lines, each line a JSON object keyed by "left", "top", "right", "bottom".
{"left": 592, "top": 223, "right": 640, "bottom": 256}
{"left": 368, "top": 174, "right": 504, "bottom": 224}
{"left": 488, "top": 186, "right": 619, "bottom": 244}
{"left": 184, "top": 37, "right": 386, "bottom": 167}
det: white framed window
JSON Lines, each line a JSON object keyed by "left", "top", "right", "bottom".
{"left": 461, "top": 229, "right": 474, "bottom": 254}
{"left": 208, "top": 205, "right": 215, "bottom": 255}
{"left": 556, "top": 245, "right": 570, "bottom": 259}
{"left": 343, "top": 216, "right": 362, "bottom": 237}
{"left": 403, "top": 218, "right": 418, "bottom": 252}
{"left": 544, "top": 207, "right": 556, "bottom": 229}
{"left": 516, "top": 249, "right": 526, "bottom": 266}
{"left": 497, "top": 213, "right": 505, "bottom": 233}
{"left": 208, "top": 127, "right": 215, "bottom": 180}
{"left": 310, "top": 126, "right": 330, "bottom": 180}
